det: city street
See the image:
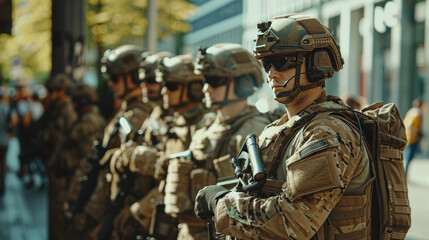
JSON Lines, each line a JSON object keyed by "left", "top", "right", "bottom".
{"left": 0, "top": 138, "right": 47, "bottom": 240}
{"left": 0, "top": 137, "right": 428, "bottom": 240}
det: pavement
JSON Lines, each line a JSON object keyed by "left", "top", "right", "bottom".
{"left": 0, "top": 137, "right": 48, "bottom": 240}
{"left": 0, "top": 137, "right": 428, "bottom": 240}
{"left": 405, "top": 157, "right": 429, "bottom": 240}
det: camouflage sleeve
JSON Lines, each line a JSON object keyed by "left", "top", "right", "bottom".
{"left": 214, "top": 116, "right": 366, "bottom": 240}
{"left": 123, "top": 107, "right": 149, "bottom": 132}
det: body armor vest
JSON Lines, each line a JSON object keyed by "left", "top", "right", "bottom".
{"left": 259, "top": 96, "right": 374, "bottom": 240}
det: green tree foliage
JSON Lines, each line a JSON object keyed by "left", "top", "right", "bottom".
{"left": 0, "top": 0, "right": 51, "bottom": 83}
{"left": 87, "top": 0, "right": 196, "bottom": 47}
{"left": 0, "top": 0, "right": 195, "bottom": 83}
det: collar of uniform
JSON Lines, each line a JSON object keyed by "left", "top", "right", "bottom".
{"left": 175, "top": 103, "right": 206, "bottom": 126}
{"left": 216, "top": 105, "right": 257, "bottom": 125}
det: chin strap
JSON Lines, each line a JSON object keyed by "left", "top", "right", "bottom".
{"left": 274, "top": 52, "right": 323, "bottom": 104}
{"left": 119, "top": 74, "right": 134, "bottom": 99}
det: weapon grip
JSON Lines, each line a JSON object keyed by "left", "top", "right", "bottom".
{"left": 245, "top": 134, "right": 266, "bottom": 181}
{"left": 231, "top": 157, "right": 243, "bottom": 178}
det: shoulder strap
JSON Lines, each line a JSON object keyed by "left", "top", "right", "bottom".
{"left": 264, "top": 102, "right": 351, "bottom": 177}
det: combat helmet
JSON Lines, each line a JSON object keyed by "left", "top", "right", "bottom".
{"left": 139, "top": 51, "right": 172, "bottom": 82}
{"left": 194, "top": 43, "right": 263, "bottom": 100}
{"left": 46, "top": 73, "right": 72, "bottom": 94}
{"left": 139, "top": 52, "right": 172, "bottom": 102}
{"left": 101, "top": 44, "right": 144, "bottom": 83}
{"left": 71, "top": 83, "right": 98, "bottom": 109}
{"left": 254, "top": 14, "right": 344, "bottom": 103}
{"left": 156, "top": 54, "right": 204, "bottom": 109}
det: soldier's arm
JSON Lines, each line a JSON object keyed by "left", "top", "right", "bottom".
{"left": 214, "top": 116, "right": 367, "bottom": 240}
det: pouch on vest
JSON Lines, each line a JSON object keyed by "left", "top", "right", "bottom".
{"left": 190, "top": 168, "right": 216, "bottom": 203}
{"left": 164, "top": 158, "right": 195, "bottom": 216}
{"left": 213, "top": 154, "right": 235, "bottom": 178}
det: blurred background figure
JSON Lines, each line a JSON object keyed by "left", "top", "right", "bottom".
{"left": 403, "top": 98, "right": 426, "bottom": 176}
{"left": 0, "top": 86, "right": 11, "bottom": 196}
{"left": 341, "top": 93, "right": 363, "bottom": 111}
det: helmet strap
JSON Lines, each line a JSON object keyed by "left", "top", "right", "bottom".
{"left": 120, "top": 74, "right": 133, "bottom": 99}
{"left": 274, "top": 52, "right": 323, "bottom": 104}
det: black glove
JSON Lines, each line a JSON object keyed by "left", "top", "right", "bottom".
{"left": 194, "top": 185, "right": 230, "bottom": 220}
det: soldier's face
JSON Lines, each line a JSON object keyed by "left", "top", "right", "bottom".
{"left": 108, "top": 75, "right": 125, "bottom": 97}
{"left": 144, "top": 82, "right": 162, "bottom": 100}
{"left": 267, "top": 60, "right": 309, "bottom": 97}
{"left": 203, "top": 83, "right": 226, "bottom": 104}
{"left": 164, "top": 83, "right": 183, "bottom": 106}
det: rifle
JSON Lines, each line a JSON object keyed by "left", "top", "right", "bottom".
{"left": 209, "top": 134, "right": 267, "bottom": 240}
{"left": 70, "top": 117, "right": 122, "bottom": 214}
{"left": 97, "top": 167, "right": 144, "bottom": 240}
{"left": 96, "top": 117, "right": 149, "bottom": 240}
{"left": 146, "top": 149, "right": 193, "bottom": 240}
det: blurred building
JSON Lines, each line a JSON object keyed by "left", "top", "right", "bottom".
{"left": 182, "top": 0, "right": 244, "bottom": 54}
{"left": 181, "top": 0, "right": 429, "bottom": 153}
{"left": 241, "top": 0, "right": 429, "bottom": 152}
{"left": 243, "top": 0, "right": 424, "bottom": 114}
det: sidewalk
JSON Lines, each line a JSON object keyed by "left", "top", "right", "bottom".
{"left": 406, "top": 157, "right": 429, "bottom": 240}
{"left": 0, "top": 137, "right": 48, "bottom": 240}
{"left": 0, "top": 137, "right": 428, "bottom": 240}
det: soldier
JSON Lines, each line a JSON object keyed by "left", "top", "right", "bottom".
{"left": 72, "top": 45, "right": 151, "bottom": 240}
{"left": 106, "top": 51, "right": 173, "bottom": 240}
{"left": 42, "top": 73, "right": 77, "bottom": 240}
{"left": 124, "top": 54, "right": 211, "bottom": 239}
{"left": 160, "top": 43, "right": 272, "bottom": 240}
{"left": 62, "top": 83, "right": 106, "bottom": 239}
{"left": 195, "top": 14, "right": 374, "bottom": 240}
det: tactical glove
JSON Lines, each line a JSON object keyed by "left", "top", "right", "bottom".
{"left": 194, "top": 185, "right": 230, "bottom": 220}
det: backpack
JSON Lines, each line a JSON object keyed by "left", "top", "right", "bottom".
{"left": 333, "top": 102, "right": 411, "bottom": 240}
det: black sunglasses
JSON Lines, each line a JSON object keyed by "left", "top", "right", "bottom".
{"left": 108, "top": 75, "right": 121, "bottom": 83}
{"left": 204, "top": 76, "right": 230, "bottom": 88}
{"left": 144, "top": 78, "right": 157, "bottom": 84}
{"left": 165, "top": 81, "right": 180, "bottom": 91}
{"left": 261, "top": 55, "right": 298, "bottom": 73}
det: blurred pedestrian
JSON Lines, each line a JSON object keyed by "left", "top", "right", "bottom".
{"left": 0, "top": 86, "right": 10, "bottom": 196}
{"left": 341, "top": 93, "right": 362, "bottom": 110}
{"left": 42, "top": 74, "right": 77, "bottom": 240}
{"left": 403, "top": 97, "right": 426, "bottom": 176}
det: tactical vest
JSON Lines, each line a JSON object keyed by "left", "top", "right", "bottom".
{"left": 259, "top": 96, "right": 374, "bottom": 240}
{"left": 191, "top": 106, "right": 268, "bottom": 174}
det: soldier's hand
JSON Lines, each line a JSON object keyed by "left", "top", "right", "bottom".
{"left": 194, "top": 185, "right": 230, "bottom": 220}
{"left": 99, "top": 147, "right": 119, "bottom": 166}
{"left": 112, "top": 146, "right": 136, "bottom": 173}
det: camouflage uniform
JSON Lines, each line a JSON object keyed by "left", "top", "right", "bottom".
{"left": 172, "top": 105, "right": 270, "bottom": 240}
{"left": 107, "top": 52, "right": 173, "bottom": 240}
{"left": 42, "top": 74, "right": 77, "bottom": 240}
{"left": 61, "top": 84, "right": 106, "bottom": 239}
{"left": 83, "top": 97, "right": 151, "bottom": 234}
{"left": 127, "top": 54, "right": 210, "bottom": 239}
{"left": 196, "top": 15, "right": 374, "bottom": 240}
{"left": 168, "top": 43, "right": 271, "bottom": 240}
{"left": 129, "top": 104, "right": 210, "bottom": 235}
{"left": 69, "top": 45, "right": 152, "bottom": 240}
{"left": 213, "top": 93, "right": 372, "bottom": 239}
